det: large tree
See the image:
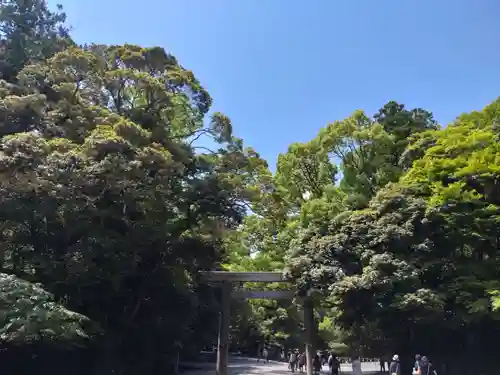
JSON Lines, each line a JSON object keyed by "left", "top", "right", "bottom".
{"left": 286, "top": 97, "right": 500, "bottom": 375}
{"left": 0, "top": 13, "right": 270, "bottom": 369}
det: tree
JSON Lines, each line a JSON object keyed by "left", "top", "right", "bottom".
{"left": 317, "top": 110, "right": 398, "bottom": 207}
{"left": 374, "top": 101, "right": 438, "bottom": 166}
{"left": 0, "top": 273, "right": 100, "bottom": 374}
{"left": 286, "top": 97, "right": 500, "bottom": 375}
{"left": 0, "top": 37, "right": 269, "bottom": 372}
{"left": 275, "top": 140, "right": 337, "bottom": 208}
{"left": 223, "top": 214, "right": 304, "bottom": 352}
{"left": 228, "top": 103, "right": 441, "bottom": 354}
{"left": 0, "top": 273, "right": 99, "bottom": 344}
{"left": 0, "top": 0, "right": 72, "bottom": 82}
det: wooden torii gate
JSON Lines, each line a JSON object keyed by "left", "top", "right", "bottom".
{"left": 200, "top": 271, "right": 316, "bottom": 375}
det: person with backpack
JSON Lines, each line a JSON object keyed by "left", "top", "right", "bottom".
{"left": 389, "top": 354, "right": 400, "bottom": 375}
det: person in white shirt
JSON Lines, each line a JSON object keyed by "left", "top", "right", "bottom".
{"left": 263, "top": 348, "right": 269, "bottom": 363}
{"left": 289, "top": 351, "right": 298, "bottom": 372}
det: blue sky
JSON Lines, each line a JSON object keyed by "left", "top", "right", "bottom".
{"left": 50, "top": 0, "right": 500, "bottom": 169}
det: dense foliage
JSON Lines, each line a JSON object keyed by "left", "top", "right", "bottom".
{"left": 229, "top": 77, "right": 500, "bottom": 375}
{"left": 0, "top": 1, "right": 270, "bottom": 373}
{"left": 226, "top": 102, "right": 441, "bottom": 355}
{"left": 1, "top": 2, "right": 499, "bottom": 375}
{"left": 285, "top": 99, "right": 500, "bottom": 373}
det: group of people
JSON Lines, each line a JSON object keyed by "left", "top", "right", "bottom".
{"left": 288, "top": 352, "right": 438, "bottom": 375}
{"left": 286, "top": 350, "right": 343, "bottom": 375}
{"left": 387, "top": 354, "right": 438, "bottom": 375}
{"left": 286, "top": 349, "right": 310, "bottom": 373}
{"left": 262, "top": 349, "right": 439, "bottom": 375}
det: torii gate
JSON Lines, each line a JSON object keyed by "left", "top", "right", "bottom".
{"left": 200, "top": 271, "right": 317, "bottom": 375}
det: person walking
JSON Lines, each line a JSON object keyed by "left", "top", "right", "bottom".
{"left": 419, "top": 356, "right": 438, "bottom": 375}
{"left": 298, "top": 352, "right": 306, "bottom": 373}
{"left": 289, "top": 350, "right": 298, "bottom": 372}
{"left": 313, "top": 354, "right": 322, "bottom": 375}
{"left": 263, "top": 348, "right": 269, "bottom": 363}
{"left": 352, "top": 356, "right": 363, "bottom": 375}
{"left": 413, "top": 354, "right": 422, "bottom": 375}
{"left": 380, "top": 358, "right": 386, "bottom": 373}
{"left": 328, "top": 352, "right": 340, "bottom": 375}
{"left": 389, "top": 355, "right": 400, "bottom": 375}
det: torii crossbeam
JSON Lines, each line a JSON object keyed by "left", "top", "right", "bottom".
{"left": 199, "top": 271, "right": 316, "bottom": 375}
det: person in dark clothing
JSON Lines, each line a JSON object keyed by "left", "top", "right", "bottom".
{"left": 380, "top": 358, "right": 386, "bottom": 372}
{"left": 312, "top": 354, "right": 322, "bottom": 375}
{"left": 389, "top": 355, "right": 400, "bottom": 375}
{"left": 419, "top": 356, "right": 437, "bottom": 375}
{"left": 328, "top": 353, "right": 340, "bottom": 375}
{"left": 298, "top": 352, "right": 306, "bottom": 373}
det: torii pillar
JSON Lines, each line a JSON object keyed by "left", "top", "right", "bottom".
{"left": 216, "top": 282, "right": 231, "bottom": 375}
{"left": 303, "top": 297, "right": 315, "bottom": 375}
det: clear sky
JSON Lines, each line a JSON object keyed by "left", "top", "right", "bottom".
{"left": 49, "top": 0, "right": 500, "bottom": 169}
